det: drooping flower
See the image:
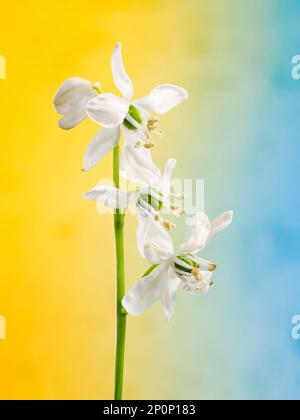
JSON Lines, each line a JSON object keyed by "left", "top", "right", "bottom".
{"left": 84, "top": 158, "right": 186, "bottom": 230}
{"left": 53, "top": 44, "right": 188, "bottom": 178}
{"left": 122, "top": 210, "right": 233, "bottom": 321}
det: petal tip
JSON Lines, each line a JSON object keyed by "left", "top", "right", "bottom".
{"left": 227, "top": 210, "right": 234, "bottom": 223}
{"left": 58, "top": 120, "right": 71, "bottom": 130}
{"left": 164, "top": 310, "right": 173, "bottom": 322}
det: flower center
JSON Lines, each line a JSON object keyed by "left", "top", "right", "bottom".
{"left": 139, "top": 191, "right": 164, "bottom": 212}
{"left": 174, "top": 256, "right": 200, "bottom": 275}
{"left": 123, "top": 105, "right": 143, "bottom": 130}
{"left": 174, "top": 255, "right": 217, "bottom": 280}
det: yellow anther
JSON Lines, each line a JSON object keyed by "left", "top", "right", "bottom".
{"left": 144, "top": 142, "right": 155, "bottom": 149}
{"left": 191, "top": 268, "right": 202, "bottom": 281}
{"left": 207, "top": 263, "right": 217, "bottom": 272}
{"left": 163, "top": 220, "right": 176, "bottom": 231}
{"left": 134, "top": 141, "right": 143, "bottom": 149}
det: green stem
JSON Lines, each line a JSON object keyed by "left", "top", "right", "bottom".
{"left": 113, "top": 145, "right": 127, "bottom": 400}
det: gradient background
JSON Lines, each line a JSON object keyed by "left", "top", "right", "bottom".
{"left": 1, "top": 0, "right": 300, "bottom": 400}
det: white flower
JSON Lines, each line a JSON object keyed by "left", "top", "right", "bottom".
{"left": 84, "top": 158, "right": 185, "bottom": 229}
{"left": 53, "top": 44, "right": 188, "bottom": 178}
{"left": 122, "top": 210, "right": 234, "bottom": 321}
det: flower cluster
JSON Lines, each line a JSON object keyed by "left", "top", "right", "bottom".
{"left": 54, "top": 43, "right": 233, "bottom": 321}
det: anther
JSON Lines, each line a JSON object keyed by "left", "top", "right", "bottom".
{"left": 207, "top": 263, "right": 217, "bottom": 272}
{"left": 191, "top": 268, "right": 202, "bottom": 281}
{"left": 163, "top": 220, "right": 176, "bottom": 231}
{"left": 144, "top": 142, "right": 155, "bottom": 149}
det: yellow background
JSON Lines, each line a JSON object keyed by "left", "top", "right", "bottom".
{"left": 0, "top": 0, "right": 192, "bottom": 399}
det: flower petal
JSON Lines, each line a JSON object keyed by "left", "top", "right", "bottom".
{"left": 84, "top": 185, "right": 135, "bottom": 209}
{"left": 159, "top": 158, "right": 176, "bottom": 196}
{"left": 208, "top": 211, "right": 234, "bottom": 241}
{"left": 137, "top": 211, "right": 174, "bottom": 264}
{"left": 58, "top": 110, "right": 87, "bottom": 130}
{"left": 135, "top": 84, "right": 188, "bottom": 114}
{"left": 160, "top": 267, "right": 181, "bottom": 321}
{"left": 82, "top": 127, "right": 120, "bottom": 171}
{"left": 86, "top": 93, "right": 129, "bottom": 128}
{"left": 53, "top": 77, "right": 97, "bottom": 130}
{"left": 111, "top": 43, "right": 134, "bottom": 101}
{"left": 120, "top": 129, "right": 161, "bottom": 186}
{"left": 180, "top": 212, "right": 211, "bottom": 254}
{"left": 122, "top": 264, "right": 168, "bottom": 316}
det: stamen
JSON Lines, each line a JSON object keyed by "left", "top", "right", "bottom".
{"left": 163, "top": 220, "right": 176, "bottom": 231}
{"left": 147, "top": 116, "right": 162, "bottom": 138}
{"left": 207, "top": 263, "right": 217, "bottom": 272}
{"left": 144, "top": 142, "right": 155, "bottom": 149}
{"left": 134, "top": 141, "right": 143, "bottom": 148}
{"left": 154, "top": 214, "right": 161, "bottom": 221}
{"left": 191, "top": 268, "right": 202, "bottom": 281}
{"left": 170, "top": 204, "right": 186, "bottom": 216}
{"left": 186, "top": 254, "right": 217, "bottom": 270}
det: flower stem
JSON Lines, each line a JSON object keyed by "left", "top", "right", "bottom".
{"left": 113, "top": 144, "right": 127, "bottom": 400}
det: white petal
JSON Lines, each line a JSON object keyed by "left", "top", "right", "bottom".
{"left": 53, "top": 77, "right": 97, "bottom": 130}
{"left": 111, "top": 43, "right": 134, "bottom": 101}
{"left": 84, "top": 185, "right": 135, "bottom": 209}
{"left": 120, "top": 129, "right": 161, "bottom": 186}
{"left": 58, "top": 110, "right": 87, "bottom": 130}
{"left": 86, "top": 93, "right": 129, "bottom": 128}
{"left": 180, "top": 212, "right": 211, "bottom": 254}
{"left": 54, "top": 77, "right": 95, "bottom": 114}
{"left": 82, "top": 127, "right": 120, "bottom": 171}
{"left": 208, "top": 211, "right": 234, "bottom": 241}
{"left": 160, "top": 267, "right": 180, "bottom": 321}
{"left": 159, "top": 158, "right": 176, "bottom": 196}
{"left": 137, "top": 211, "right": 174, "bottom": 264}
{"left": 122, "top": 264, "right": 168, "bottom": 316}
{"left": 135, "top": 84, "right": 188, "bottom": 115}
